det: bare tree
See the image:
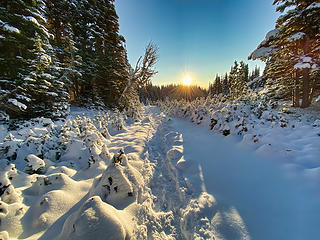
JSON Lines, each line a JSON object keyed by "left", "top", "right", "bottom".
{"left": 121, "top": 42, "right": 159, "bottom": 98}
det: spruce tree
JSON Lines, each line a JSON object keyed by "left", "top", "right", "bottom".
{"left": 249, "top": 0, "right": 320, "bottom": 107}
{"left": 0, "top": 0, "right": 68, "bottom": 119}
{"left": 238, "top": 61, "right": 249, "bottom": 96}
{"left": 46, "top": 0, "right": 82, "bottom": 103}
{"left": 228, "top": 61, "right": 239, "bottom": 99}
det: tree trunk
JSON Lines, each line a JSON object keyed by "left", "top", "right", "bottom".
{"left": 292, "top": 70, "right": 300, "bottom": 107}
{"left": 308, "top": 78, "right": 316, "bottom": 105}
{"left": 300, "top": 37, "right": 312, "bottom": 108}
{"left": 301, "top": 69, "right": 311, "bottom": 108}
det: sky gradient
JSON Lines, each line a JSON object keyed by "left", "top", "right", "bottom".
{"left": 115, "top": 0, "right": 280, "bottom": 88}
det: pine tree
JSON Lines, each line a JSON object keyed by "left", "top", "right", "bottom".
{"left": 249, "top": 0, "right": 320, "bottom": 107}
{"left": 0, "top": 0, "right": 68, "bottom": 119}
{"left": 238, "top": 61, "right": 249, "bottom": 96}
{"left": 93, "top": 0, "right": 129, "bottom": 106}
{"left": 228, "top": 61, "right": 239, "bottom": 99}
{"left": 222, "top": 73, "right": 229, "bottom": 95}
{"left": 46, "top": 0, "right": 82, "bottom": 103}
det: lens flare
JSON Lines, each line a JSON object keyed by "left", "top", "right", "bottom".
{"left": 182, "top": 75, "right": 192, "bottom": 86}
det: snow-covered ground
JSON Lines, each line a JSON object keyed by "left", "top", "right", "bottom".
{"left": 0, "top": 105, "right": 319, "bottom": 239}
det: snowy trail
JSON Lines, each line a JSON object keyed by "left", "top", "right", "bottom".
{"left": 170, "top": 117, "right": 320, "bottom": 240}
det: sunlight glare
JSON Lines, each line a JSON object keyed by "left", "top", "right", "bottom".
{"left": 183, "top": 75, "right": 192, "bottom": 86}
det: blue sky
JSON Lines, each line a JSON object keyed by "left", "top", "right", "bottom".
{"left": 115, "top": 0, "right": 280, "bottom": 88}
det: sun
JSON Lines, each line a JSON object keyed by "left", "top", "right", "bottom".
{"left": 182, "top": 75, "right": 192, "bottom": 86}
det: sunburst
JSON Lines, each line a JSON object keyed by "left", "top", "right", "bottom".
{"left": 182, "top": 75, "right": 192, "bottom": 86}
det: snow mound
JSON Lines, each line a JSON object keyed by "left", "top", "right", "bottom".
{"left": 89, "top": 153, "right": 143, "bottom": 208}
{"left": 58, "top": 196, "right": 127, "bottom": 240}
{"left": 25, "top": 173, "right": 76, "bottom": 196}
{"left": 0, "top": 231, "right": 9, "bottom": 240}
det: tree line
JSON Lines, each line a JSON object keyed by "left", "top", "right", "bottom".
{"left": 208, "top": 61, "right": 261, "bottom": 98}
{"left": 139, "top": 84, "right": 208, "bottom": 103}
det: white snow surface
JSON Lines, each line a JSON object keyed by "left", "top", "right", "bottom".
{"left": 23, "top": 16, "right": 40, "bottom": 26}
{"left": 294, "top": 62, "right": 311, "bottom": 69}
{"left": 0, "top": 106, "right": 320, "bottom": 239}
{"left": 8, "top": 98, "right": 27, "bottom": 110}
{"left": 306, "top": 2, "right": 320, "bottom": 10}
{"left": 265, "top": 29, "right": 279, "bottom": 41}
{"left": 2, "top": 24, "right": 20, "bottom": 34}
{"left": 249, "top": 46, "right": 275, "bottom": 60}
{"left": 25, "top": 154, "right": 45, "bottom": 172}
{"left": 288, "top": 32, "right": 305, "bottom": 42}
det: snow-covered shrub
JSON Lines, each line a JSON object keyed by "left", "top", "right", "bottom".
{"left": 0, "top": 163, "right": 20, "bottom": 204}
{"left": 110, "top": 109, "right": 126, "bottom": 132}
{"left": 89, "top": 149, "right": 143, "bottom": 208}
{"left": 123, "top": 97, "right": 143, "bottom": 120}
{"left": 0, "top": 133, "right": 21, "bottom": 161}
{"left": 158, "top": 95, "right": 294, "bottom": 137}
{"left": 0, "top": 112, "right": 116, "bottom": 174}
{"left": 59, "top": 115, "right": 112, "bottom": 169}
{"left": 93, "top": 112, "right": 112, "bottom": 139}
{"left": 24, "top": 154, "right": 46, "bottom": 174}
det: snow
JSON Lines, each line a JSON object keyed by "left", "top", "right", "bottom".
{"left": 23, "top": 16, "right": 39, "bottom": 26}
{"left": 294, "top": 62, "right": 311, "bottom": 69}
{"left": 288, "top": 32, "right": 305, "bottom": 42}
{"left": 249, "top": 29, "right": 280, "bottom": 60}
{"left": 47, "top": 92, "right": 58, "bottom": 97}
{"left": 2, "top": 24, "right": 20, "bottom": 34}
{"left": 42, "top": 73, "right": 54, "bottom": 79}
{"left": 25, "top": 154, "right": 45, "bottom": 173}
{"left": 301, "top": 56, "right": 312, "bottom": 62}
{"left": 171, "top": 117, "right": 320, "bottom": 239}
{"left": 16, "top": 94, "right": 31, "bottom": 102}
{"left": 40, "top": 54, "right": 51, "bottom": 64}
{"left": 0, "top": 105, "right": 320, "bottom": 239}
{"left": 306, "top": 2, "right": 320, "bottom": 10}
{"left": 7, "top": 98, "right": 27, "bottom": 110}
{"left": 24, "top": 77, "right": 36, "bottom": 82}
{"left": 294, "top": 56, "right": 315, "bottom": 69}
{"left": 265, "top": 29, "right": 279, "bottom": 41}
{"left": 58, "top": 196, "right": 127, "bottom": 239}
{"left": 249, "top": 46, "right": 275, "bottom": 60}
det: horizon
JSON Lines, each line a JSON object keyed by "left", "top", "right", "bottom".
{"left": 115, "top": 0, "right": 280, "bottom": 88}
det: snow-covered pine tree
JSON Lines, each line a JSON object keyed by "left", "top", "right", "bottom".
{"left": 46, "top": 0, "right": 83, "bottom": 104}
{"left": 0, "top": 0, "right": 68, "bottom": 119}
{"left": 92, "top": 0, "right": 130, "bottom": 107}
{"left": 249, "top": 0, "right": 320, "bottom": 107}
{"left": 55, "top": 0, "right": 130, "bottom": 107}
{"left": 249, "top": 66, "right": 260, "bottom": 82}
{"left": 237, "top": 61, "right": 249, "bottom": 96}
{"left": 222, "top": 73, "right": 229, "bottom": 95}
{"left": 228, "top": 60, "right": 239, "bottom": 99}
